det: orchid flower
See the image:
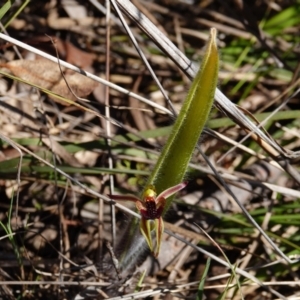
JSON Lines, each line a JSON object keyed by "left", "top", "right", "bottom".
{"left": 109, "top": 182, "right": 187, "bottom": 257}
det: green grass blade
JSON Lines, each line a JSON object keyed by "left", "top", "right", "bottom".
{"left": 0, "top": 0, "right": 13, "bottom": 21}
{"left": 3, "top": 0, "right": 30, "bottom": 28}
{"left": 196, "top": 258, "right": 211, "bottom": 300}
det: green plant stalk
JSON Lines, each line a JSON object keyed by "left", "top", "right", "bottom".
{"left": 118, "top": 28, "right": 219, "bottom": 272}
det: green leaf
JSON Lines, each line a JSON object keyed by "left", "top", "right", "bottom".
{"left": 145, "top": 28, "right": 219, "bottom": 212}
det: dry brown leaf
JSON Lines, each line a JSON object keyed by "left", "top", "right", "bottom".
{"left": 64, "top": 41, "right": 96, "bottom": 69}
{"left": 0, "top": 59, "right": 97, "bottom": 105}
{"left": 19, "top": 36, "right": 96, "bottom": 69}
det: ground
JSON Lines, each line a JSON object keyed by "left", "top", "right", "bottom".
{"left": 0, "top": 1, "right": 299, "bottom": 299}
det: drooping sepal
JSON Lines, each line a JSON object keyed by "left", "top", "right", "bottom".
{"left": 140, "top": 217, "right": 153, "bottom": 253}
{"left": 154, "top": 217, "right": 164, "bottom": 257}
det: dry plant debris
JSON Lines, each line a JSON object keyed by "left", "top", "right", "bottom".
{"left": 0, "top": 0, "right": 299, "bottom": 299}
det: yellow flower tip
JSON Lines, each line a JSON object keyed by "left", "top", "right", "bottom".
{"left": 142, "top": 185, "right": 157, "bottom": 200}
